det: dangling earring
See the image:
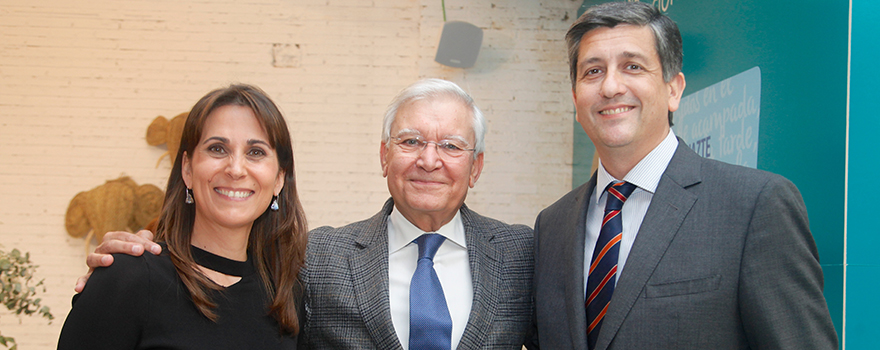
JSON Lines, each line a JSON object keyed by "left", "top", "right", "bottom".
{"left": 270, "top": 196, "right": 279, "bottom": 211}
{"left": 185, "top": 188, "right": 194, "bottom": 204}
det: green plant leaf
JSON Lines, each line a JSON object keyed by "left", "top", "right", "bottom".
{"left": 0, "top": 246, "right": 54, "bottom": 345}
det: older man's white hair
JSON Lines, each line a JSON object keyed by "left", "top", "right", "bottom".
{"left": 381, "top": 78, "right": 487, "bottom": 157}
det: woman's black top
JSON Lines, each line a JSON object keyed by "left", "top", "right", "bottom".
{"left": 57, "top": 245, "right": 296, "bottom": 349}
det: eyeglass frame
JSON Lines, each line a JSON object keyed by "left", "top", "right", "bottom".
{"left": 388, "top": 133, "right": 477, "bottom": 159}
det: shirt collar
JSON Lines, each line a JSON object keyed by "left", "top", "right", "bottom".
{"left": 388, "top": 206, "right": 467, "bottom": 254}
{"left": 595, "top": 130, "right": 679, "bottom": 202}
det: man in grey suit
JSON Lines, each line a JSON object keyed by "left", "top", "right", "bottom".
{"left": 532, "top": 2, "right": 837, "bottom": 349}
{"left": 79, "top": 79, "right": 533, "bottom": 349}
{"left": 299, "top": 78, "right": 533, "bottom": 349}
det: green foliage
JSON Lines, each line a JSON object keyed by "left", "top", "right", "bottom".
{"left": 0, "top": 246, "right": 53, "bottom": 350}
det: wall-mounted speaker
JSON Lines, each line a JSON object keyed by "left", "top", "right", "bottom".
{"left": 434, "top": 21, "right": 483, "bottom": 68}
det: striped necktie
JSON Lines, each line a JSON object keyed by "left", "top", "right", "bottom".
{"left": 586, "top": 181, "right": 637, "bottom": 349}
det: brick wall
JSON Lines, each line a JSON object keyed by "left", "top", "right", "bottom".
{"left": 0, "top": 0, "right": 576, "bottom": 347}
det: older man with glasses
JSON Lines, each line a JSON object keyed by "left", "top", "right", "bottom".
{"left": 299, "top": 78, "right": 534, "bottom": 349}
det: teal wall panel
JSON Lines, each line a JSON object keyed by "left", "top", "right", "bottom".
{"left": 847, "top": 1, "right": 879, "bottom": 348}
{"left": 571, "top": 0, "right": 848, "bottom": 340}
{"left": 849, "top": 2, "right": 880, "bottom": 264}
{"left": 844, "top": 266, "right": 880, "bottom": 349}
{"left": 572, "top": 120, "right": 595, "bottom": 186}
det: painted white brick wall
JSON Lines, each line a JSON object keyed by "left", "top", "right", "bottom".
{"left": 0, "top": 0, "right": 576, "bottom": 347}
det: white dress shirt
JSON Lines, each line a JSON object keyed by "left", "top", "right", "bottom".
{"left": 584, "top": 130, "right": 679, "bottom": 293}
{"left": 388, "top": 207, "right": 472, "bottom": 350}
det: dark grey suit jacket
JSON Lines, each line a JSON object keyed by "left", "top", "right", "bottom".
{"left": 533, "top": 141, "right": 838, "bottom": 349}
{"left": 301, "top": 198, "right": 534, "bottom": 349}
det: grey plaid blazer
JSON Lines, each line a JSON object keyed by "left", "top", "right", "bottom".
{"left": 299, "top": 198, "right": 534, "bottom": 349}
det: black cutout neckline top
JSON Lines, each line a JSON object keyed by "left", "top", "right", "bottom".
{"left": 191, "top": 245, "right": 255, "bottom": 277}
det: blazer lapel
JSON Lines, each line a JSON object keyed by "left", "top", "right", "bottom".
{"left": 456, "top": 205, "right": 502, "bottom": 350}
{"left": 349, "top": 199, "right": 404, "bottom": 350}
{"left": 565, "top": 178, "right": 596, "bottom": 350}
{"left": 594, "top": 142, "right": 702, "bottom": 350}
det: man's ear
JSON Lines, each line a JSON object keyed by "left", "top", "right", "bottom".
{"left": 572, "top": 88, "right": 587, "bottom": 127}
{"left": 667, "top": 72, "right": 687, "bottom": 112}
{"left": 468, "top": 152, "right": 484, "bottom": 188}
{"left": 379, "top": 142, "right": 389, "bottom": 178}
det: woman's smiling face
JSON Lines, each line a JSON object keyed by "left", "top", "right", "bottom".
{"left": 182, "top": 104, "right": 284, "bottom": 232}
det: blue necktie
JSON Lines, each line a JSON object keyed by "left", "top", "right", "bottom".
{"left": 409, "top": 233, "right": 452, "bottom": 350}
{"left": 586, "top": 181, "right": 637, "bottom": 350}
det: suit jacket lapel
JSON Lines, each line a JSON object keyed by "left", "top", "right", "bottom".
{"left": 566, "top": 177, "right": 596, "bottom": 350}
{"left": 594, "top": 141, "right": 702, "bottom": 350}
{"left": 349, "top": 199, "right": 404, "bottom": 350}
{"left": 456, "top": 205, "right": 502, "bottom": 350}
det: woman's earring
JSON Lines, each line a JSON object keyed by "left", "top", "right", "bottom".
{"left": 185, "top": 188, "right": 194, "bottom": 204}
{"left": 270, "top": 196, "right": 279, "bottom": 211}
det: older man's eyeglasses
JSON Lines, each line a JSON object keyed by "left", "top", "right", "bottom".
{"left": 390, "top": 135, "right": 476, "bottom": 158}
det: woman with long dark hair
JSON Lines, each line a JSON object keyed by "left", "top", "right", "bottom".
{"left": 58, "top": 84, "right": 307, "bottom": 349}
